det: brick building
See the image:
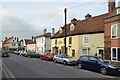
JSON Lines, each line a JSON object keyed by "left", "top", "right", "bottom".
{"left": 104, "top": 0, "right": 120, "bottom": 62}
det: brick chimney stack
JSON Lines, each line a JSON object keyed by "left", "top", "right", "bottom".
{"left": 85, "top": 13, "right": 92, "bottom": 19}
{"left": 51, "top": 28, "right": 55, "bottom": 36}
{"left": 71, "top": 18, "right": 77, "bottom": 23}
{"left": 43, "top": 28, "right": 47, "bottom": 34}
{"left": 108, "top": 0, "right": 115, "bottom": 14}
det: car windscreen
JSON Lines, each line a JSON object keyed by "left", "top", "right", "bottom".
{"left": 46, "top": 53, "right": 51, "bottom": 55}
{"left": 63, "top": 55, "right": 69, "bottom": 58}
{"left": 96, "top": 57, "right": 110, "bottom": 63}
{"left": 3, "top": 52, "right": 8, "bottom": 54}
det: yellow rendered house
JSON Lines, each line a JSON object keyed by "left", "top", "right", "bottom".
{"left": 51, "top": 13, "right": 109, "bottom": 60}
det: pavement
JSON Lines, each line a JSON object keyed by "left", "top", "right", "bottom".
{"left": 1, "top": 53, "right": 120, "bottom": 79}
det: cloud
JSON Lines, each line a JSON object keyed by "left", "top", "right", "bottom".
{"left": 0, "top": 10, "right": 42, "bottom": 40}
{"left": 1, "top": 0, "right": 109, "bottom": 2}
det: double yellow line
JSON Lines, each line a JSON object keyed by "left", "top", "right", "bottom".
{"left": 2, "top": 62, "right": 16, "bottom": 80}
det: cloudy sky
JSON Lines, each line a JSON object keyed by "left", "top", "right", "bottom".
{"left": 0, "top": 0, "right": 120, "bottom": 41}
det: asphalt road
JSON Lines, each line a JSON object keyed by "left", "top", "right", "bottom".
{"left": 2, "top": 53, "right": 120, "bottom": 78}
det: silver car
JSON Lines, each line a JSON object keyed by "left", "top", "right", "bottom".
{"left": 53, "top": 54, "right": 76, "bottom": 65}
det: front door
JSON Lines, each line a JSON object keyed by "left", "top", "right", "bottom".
{"left": 97, "top": 48, "right": 104, "bottom": 59}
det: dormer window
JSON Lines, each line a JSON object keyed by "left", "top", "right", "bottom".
{"left": 70, "top": 23, "right": 75, "bottom": 30}
{"left": 117, "top": 8, "right": 120, "bottom": 14}
{"left": 59, "top": 27, "right": 63, "bottom": 33}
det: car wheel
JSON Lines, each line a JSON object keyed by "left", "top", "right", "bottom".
{"left": 46, "top": 57, "right": 48, "bottom": 61}
{"left": 100, "top": 67, "right": 107, "bottom": 75}
{"left": 54, "top": 59, "right": 57, "bottom": 63}
{"left": 63, "top": 61, "right": 67, "bottom": 65}
{"left": 28, "top": 56, "right": 31, "bottom": 58}
{"left": 77, "top": 63, "right": 82, "bottom": 69}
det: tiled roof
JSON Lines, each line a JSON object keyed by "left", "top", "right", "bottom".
{"left": 24, "top": 39, "right": 31, "bottom": 45}
{"left": 35, "top": 33, "right": 51, "bottom": 38}
{"left": 51, "top": 13, "right": 109, "bottom": 39}
{"left": 4, "top": 38, "right": 13, "bottom": 44}
{"left": 27, "top": 39, "right": 36, "bottom": 44}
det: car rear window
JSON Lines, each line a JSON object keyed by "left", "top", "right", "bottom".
{"left": 81, "top": 56, "right": 88, "bottom": 60}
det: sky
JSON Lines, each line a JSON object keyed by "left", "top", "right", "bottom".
{"left": 0, "top": 0, "right": 120, "bottom": 41}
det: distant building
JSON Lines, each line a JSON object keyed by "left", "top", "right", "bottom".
{"left": 27, "top": 37, "right": 36, "bottom": 52}
{"left": 35, "top": 28, "right": 54, "bottom": 54}
{"left": 2, "top": 36, "right": 19, "bottom": 51}
{"left": 19, "top": 39, "right": 31, "bottom": 50}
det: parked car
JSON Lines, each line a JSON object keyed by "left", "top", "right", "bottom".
{"left": 19, "top": 51, "right": 27, "bottom": 56}
{"left": 14, "top": 50, "right": 20, "bottom": 55}
{"left": 24, "top": 51, "right": 33, "bottom": 57}
{"left": 40, "top": 53, "right": 54, "bottom": 61}
{"left": 1, "top": 51, "right": 9, "bottom": 57}
{"left": 77, "top": 55, "right": 120, "bottom": 75}
{"left": 53, "top": 54, "right": 76, "bottom": 65}
{"left": 25, "top": 52, "right": 40, "bottom": 58}
{"left": 8, "top": 50, "right": 15, "bottom": 53}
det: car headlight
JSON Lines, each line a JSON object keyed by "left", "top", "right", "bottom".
{"left": 108, "top": 65, "right": 116, "bottom": 69}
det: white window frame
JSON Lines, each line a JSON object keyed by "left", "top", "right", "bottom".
{"left": 117, "top": 8, "right": 120, "bottom": 14}
{"left": 59, "top": 28, "right": 62, "bottom": 33}
{"left": 81, "top": 48, "right": 89, "bottom": 56}
{"left": 111, "top": 23, "right": 120, "bottom": 39}
{"left": 70, "top": 23, "right": 74, "bottom": 30}
{"left": 83, "top": 34, "right": 89, "bottom": 44}
{"left": 111, "top": 47, "right": 120, "bottom": 62}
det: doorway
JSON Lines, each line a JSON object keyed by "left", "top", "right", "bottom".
{"left": 97, "top": 48, "right": 104, "bottom": 59}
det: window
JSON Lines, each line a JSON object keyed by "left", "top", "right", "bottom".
{"left": 72, "top": 50, "right": 75, "bottom": 57}
{"left": 82, "top": 48, "right": 89, "bottom": 55}
{"left": 55, "top": 39, "right": 57, "bottom": 45}
{"left": 69, "top": 37, "right": 72, "bottom": 44}
{"left": 117, "top": 8, "right": 120, "bottom": 14}
{"left": 111, "top": 48, "right": 120, "bottom": 62}
{"left": 70, "top": 23, "right": 74, "bottom": 30}
{"left": 89, "top": 57, "right": 97, "bottom": 61}
{"left": 83, "top": 34, "right": 89, "bottom": 44}
{"left": 59, "top": 28, "right": 62, "bottom": 33}
{"left": 111, "top": 24, "right": 120, "bottom": 39}
{"left": 42, "top": 47, "right": 43, "bottom": 53}
{"left": 81, "top": 56, "right": 89, "bottom": 60}
{"left": 12, "top": 44, "right": 16, "bottom": 46}
{"left": 42, "top": 38, "right": 43, "bottom": 43}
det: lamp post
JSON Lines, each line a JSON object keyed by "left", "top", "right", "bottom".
{"left": 64, "top": 8, "right": 67, "bottom": 55}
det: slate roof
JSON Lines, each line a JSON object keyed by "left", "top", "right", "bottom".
{"left": 35, "top": 33, "right": 51, "bottom": 38}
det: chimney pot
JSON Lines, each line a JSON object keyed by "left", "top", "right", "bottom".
{"left": 71, "top": 18, "right": 77, "bottom": 23}
{"left": 85, "top": 13, "right": 92, "bottom": 19}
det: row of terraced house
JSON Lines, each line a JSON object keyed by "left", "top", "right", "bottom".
{"left": 2, "top": 0, "right": 120, "bottom": 62}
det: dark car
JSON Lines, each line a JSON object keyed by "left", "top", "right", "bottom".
{"left": 77, "top": 55, "right": 120, "bottom": 75}
{"left": 40, "top": 53, "right": 54, "bottom": 61}
{"left": 25, "top": 52, "right": 40, "bottom": 58}
{"left": 1, "top": 51, "right": 9, "bottom": 57}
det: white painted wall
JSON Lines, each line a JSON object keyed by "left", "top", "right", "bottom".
{"left": 36, "top": 36, "right": 51, "bottom": 53}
